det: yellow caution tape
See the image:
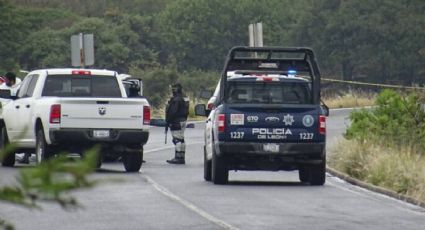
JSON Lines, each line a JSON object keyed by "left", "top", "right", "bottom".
{"left": 322, "top": 78, "right": 425, "bottom": 90}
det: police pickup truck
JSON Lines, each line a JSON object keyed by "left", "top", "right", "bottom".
{"left": 0, "top": 69, "right": 150, "bottom": 172}
{"left": 195, "top": 47, "right": 328, "bottom": 185}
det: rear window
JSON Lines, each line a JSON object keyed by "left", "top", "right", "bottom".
{"left": 225, "top": 81, "right": 312, "bottom": 104}
{"left": 42, "top": 75, "right": 122, "bottom": 97}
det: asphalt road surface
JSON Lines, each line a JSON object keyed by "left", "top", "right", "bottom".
{"left": 0, "top": 108, "right": 424, "bottom": 230}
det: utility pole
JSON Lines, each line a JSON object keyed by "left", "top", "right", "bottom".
{"left": 71, "top": 33, "right": 94, "bottom": 68}
{"left": 249, "top": 22, "right": 263, "bottom": 47}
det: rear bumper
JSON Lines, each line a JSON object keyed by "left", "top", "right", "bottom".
{"left": 49, "top": 128, "right": 149, "bottom": 146}
{"left": 216, "top": 141, "right": 325, "bottom": 170}
{"left": 217, "top": 141, "right": 325, "bottom": 155}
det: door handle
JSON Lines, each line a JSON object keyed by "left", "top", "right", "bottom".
{"left": 26, "top": 105, "right": 30, "bottom": 108}
{"left": 15, "top": 105, "right": 20, "bottom": 109}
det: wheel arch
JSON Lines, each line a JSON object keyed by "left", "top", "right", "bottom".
{"left": 0, "top": 119, "right": 5, "bottom": 129}
{"left": 35, "top": 118, "right": 43, "bottom": 132}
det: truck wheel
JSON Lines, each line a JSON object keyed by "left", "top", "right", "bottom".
{"left": 309, "top": 159, "right": 326, "bottom": 186}
{"left": 93, "top": 151, "right": 102, "bottom": 169}
{"left": 204, "top": 146, "right": 212, "bottom": 181}
{"left": 212, "top": 148, "right": 228, "bottom": 184}
{"left": 298, "top": 166, "right": 309, "bottom": 183}
{"left": 1, "top": 126, "right": 15, "bottom": 167}
{"left": 35, "top": 129, "right": 53, "bottom": 164}
{"left": 122, "top": 152, "right": 142, "bottom": 172}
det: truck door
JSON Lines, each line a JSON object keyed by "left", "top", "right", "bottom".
{"left": 15, "top": 75, "right": 39, "bottom": 144}
{"left": 3, "top": 75, "right": 32, "bottom": 142}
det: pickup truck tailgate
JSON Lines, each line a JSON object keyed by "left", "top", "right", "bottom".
{"left": 59, "top": 98, "right": 145, "bottom": 129}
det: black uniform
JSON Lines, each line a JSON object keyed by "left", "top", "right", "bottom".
{"left": 166, "top": 84, "right": 189, "bottom": 164}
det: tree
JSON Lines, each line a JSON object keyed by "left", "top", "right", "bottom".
{"left": 0, "top": 0, "right": 26, "bottom": 71}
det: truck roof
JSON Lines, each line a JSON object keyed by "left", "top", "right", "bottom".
{"left": 29, "top": 68, "right": 117, "bottom": 76}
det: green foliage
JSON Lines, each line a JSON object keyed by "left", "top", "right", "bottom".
{"left": 0, "top": 149, "right": 98, "bottom": 209}
{"left": 3, "top": 0, "right": 425, "bottom": 85}
{"left": 157, "top": 0, "right": 302, "bottom": 71}
{"left": 178, "top": 70, "right": 220, "bottom": 97}
{"left": 130, "top": 67, "right": 179, "bottom": 107}
{"left": 346, "top": 89, "right": 425, "bottom": 152}
{"left": 295, "top": 0, "right": 425, "bottom": 83}
{"left": 0, "top": 148, "right": 99, "bottom": 230}
{"left": 0, "top": 1, "right": 25, "bottom": 71}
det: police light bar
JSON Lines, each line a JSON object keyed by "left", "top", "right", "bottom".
{"left": 72, "top": 70, "right": 91, "bottom": 75}
{"left": 288, "top": 70, "right": 297, "bottom": 77}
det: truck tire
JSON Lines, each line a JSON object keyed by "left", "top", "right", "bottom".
{"left": 309, "top": 159, "right": 326, "bottom": 186}
{"left": 93, "top": 151, "right": 102, "bottom": 169}
{"left": 212, "top": 147, "right": 228, "bottom": 184}
{"left": 1, "top": 126, "right": 15, "bottom": 167}
{"left": 204, "top": 146, "right": 212, "bottom": 181}
{"left": 123, "top": 152, "right": 142, "bottom": 172}
{"left": 35, "top": 129, "right": 53, "bottom": 164}
{"left": 298, "top": 166, "right": 309, "bottom": 183}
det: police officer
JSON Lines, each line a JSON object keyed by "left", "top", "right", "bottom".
{"left": 0, "top": 72, "right": 21, "bottom": 96}
{"left": 165, "top": 83, "right": 189, "bottom": 164}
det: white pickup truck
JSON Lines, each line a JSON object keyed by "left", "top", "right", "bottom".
{"left": 0, "top": 68, "right": 150, "bottom": 172}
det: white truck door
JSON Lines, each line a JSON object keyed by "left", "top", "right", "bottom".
{"left": 3, "top": 75, "right": 33, "bottom": 142}
{"left": 16, "top": 75, "right": 39, "bottom": 144}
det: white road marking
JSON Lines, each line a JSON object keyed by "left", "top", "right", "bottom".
{"left": 327, "top": 175, "right": 425, "bottom": 214}
{"left": 144, "top": 175, "right": 240, "bottom": 230}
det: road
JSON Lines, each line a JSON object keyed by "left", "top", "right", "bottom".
{"left": 0, "top": 108, "right": 424, "bottom": 230}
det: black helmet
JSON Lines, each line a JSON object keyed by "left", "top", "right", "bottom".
{"left": 171, "top": 83, "right": 182, "bottom": 94}
{"left": 5, "top": 72, "right": 16, "bottom": 81}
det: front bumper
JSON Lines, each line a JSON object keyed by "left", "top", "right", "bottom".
{"left": 50, "top": 128, "right": 149, "bottom": 145}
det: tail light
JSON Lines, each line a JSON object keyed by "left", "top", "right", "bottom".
{"left": 72, "top": 70, "right": 91, "bottom": 75}
{"left": 217, "top": 114, "right": 225, "bottom": 133}
{"left": 50, "top": 104, "right": 61, "bottom": 124}
{"left": 319, "top": 115, "right": 326, "bottom": 135}
{"left": 143, "top": 106, "right": 151, "bottom": 125}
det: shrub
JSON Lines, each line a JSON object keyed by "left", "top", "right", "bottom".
{"left": 345, "top": 89, "right": 425, "bottom": 154}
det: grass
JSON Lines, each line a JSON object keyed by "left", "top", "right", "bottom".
{"left": 323, "top": 91, "right": 376, "bottom": 109}
{"left": 329, "top": 138, "right": 425, "bottom": 203}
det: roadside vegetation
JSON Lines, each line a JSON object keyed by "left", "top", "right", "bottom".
{"left": 0, "top": 149, "right": 99, "bottom": 230}
{"left": 329, "top": 89, "right": 425, "bottom": 203}
{"left": 323, "top": 90, "right": 376, "bottom": 109}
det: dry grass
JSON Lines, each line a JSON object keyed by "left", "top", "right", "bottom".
{"left": 329, "top": 138, "right": 425, "bottom": 202}
{"left": 323, "top": 91, "right": 376, "bottom": 109}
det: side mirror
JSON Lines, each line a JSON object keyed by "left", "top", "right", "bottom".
{"left": 321, "top": 103, "right": 329, "bottom": 117}
{"left": 195, "top": 104, "right": 207, "bottom": 116}
{"left": 199, "top": 89, "right": 213, "bottom": 99}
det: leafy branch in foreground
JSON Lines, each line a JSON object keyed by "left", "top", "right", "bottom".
{"left": 0, "top": 148, "right": 100, "bottom": 230}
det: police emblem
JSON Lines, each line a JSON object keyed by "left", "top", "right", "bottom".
{"left": 302, "top": 115, "right": 314, "bottom": 127}
{"left": 283, "top": 114, "right": 294, "bottom": 126}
